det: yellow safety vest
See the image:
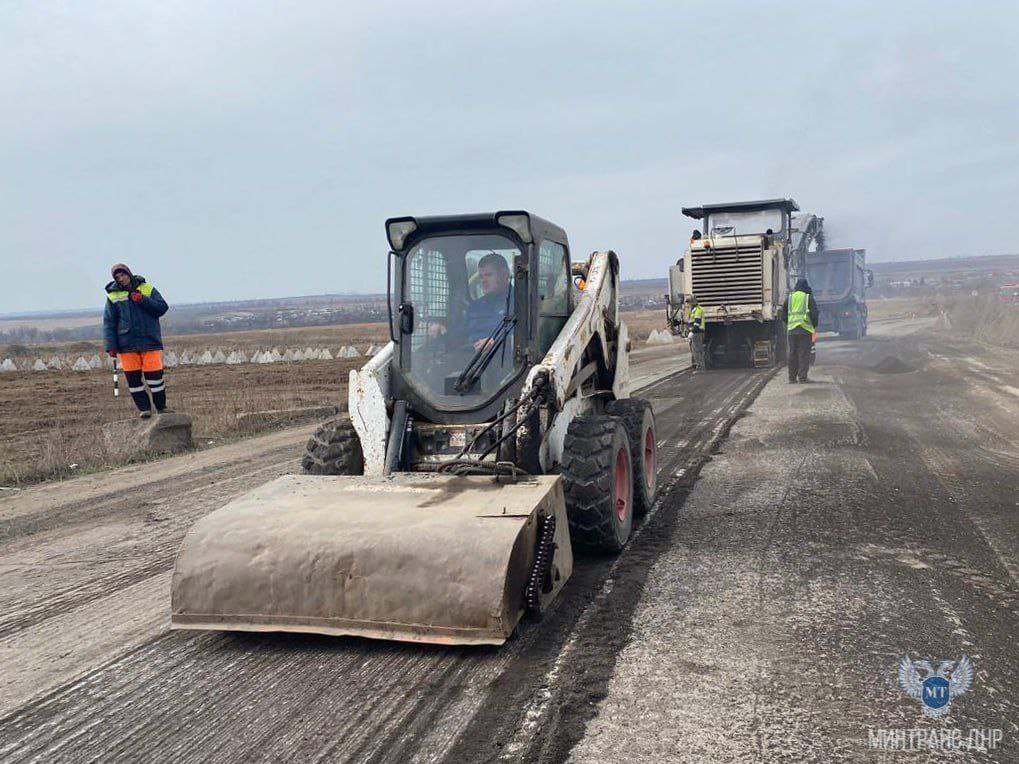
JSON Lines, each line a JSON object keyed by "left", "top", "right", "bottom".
{"left": 787, "top": 291, "right": 814, "bottom": 333}
{"left": 690, "top": 304, "right": 705, "bottom": 330}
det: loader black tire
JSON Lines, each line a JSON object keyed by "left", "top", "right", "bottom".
{"left": 562, "top": 416, "right": 634, "bottom": 554}
{"left": 301, "top": 415, "right": 364, "bottom": 475}
{"left": 606, "top": 398, "right": 658, "bottom": 516}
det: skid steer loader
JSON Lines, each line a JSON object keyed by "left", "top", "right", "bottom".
{"left": 171, "top": 211, "right": 658, "bottom": 645}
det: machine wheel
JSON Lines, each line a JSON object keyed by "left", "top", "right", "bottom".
{"left": 562, "top": 416, "right": 634, "bottom": 553}
{"left": 840, "top": 322, "right": 862, "bottom": 341}
{"left": 301, "top": 415, "right": 365, "bottom": 475}
{"left": 606, "top": 398, "right": 658, "bottom": 516}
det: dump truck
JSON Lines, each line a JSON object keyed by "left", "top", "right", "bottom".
{"left": 806, "top": 247, "right": 872, "bottom": 339}
{"left": 667, "top": 198, "right": 825, "bottom": 367}
{"left": 171, "top": 211, "right": 659, "bottom": 646}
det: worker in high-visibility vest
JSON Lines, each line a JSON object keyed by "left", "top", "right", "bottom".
{"left": 781, "top": 278, "right": 820, "bottom": 383}
{"left": 103, "top": 263, "right": 171, "bottom": 416}
{"left": 687, "top": 296, "right": 706, "bottom": 371}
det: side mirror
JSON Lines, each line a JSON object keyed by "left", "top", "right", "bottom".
{"left": 398, "top": 303, "right": 414, "bottom": 335}
{"left": 865, "top": 269, "right": 874, "bottom": 288}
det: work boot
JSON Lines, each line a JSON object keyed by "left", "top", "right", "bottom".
{"left": 799, "top": 377, "right": 812, "bottom": 384}
{"left": 788, "top": 379, "right": 798, "bottom": 384}
{"left": 139, "top": 410, "right": 153, "bottom": 419}
{"left": 157, "top": 407, "right": 174, "bottom": 415}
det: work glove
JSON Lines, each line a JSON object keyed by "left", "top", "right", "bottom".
{"left": 130, "top": 291, "right": 144, "bottom": 303}
{"left": 107, "top": 350, "right": 118, "bottom": 357}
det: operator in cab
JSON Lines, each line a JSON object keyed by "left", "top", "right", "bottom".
{"left": 465, "top": 253, "right": 513, "bottom": 351}
{"left": 427, "top": 252, "right": 514, "bottom": 349}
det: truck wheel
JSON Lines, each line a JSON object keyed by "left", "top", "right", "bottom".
{"left": 301, "top": 415, "right": 364, "bottom": 475}
{"left": 562, "top": 416, "right": 634, "bottom": 553}
{"left": 606, "top": 398, "right": 658, "bottom": 516}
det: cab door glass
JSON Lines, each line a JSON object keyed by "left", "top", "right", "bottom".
{"left": 537, "top": 240, "right": 571, "bottom": 353}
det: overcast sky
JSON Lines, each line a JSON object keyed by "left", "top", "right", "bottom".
{"left": 2, "top": 0, "right": 1018, "bottom": 314}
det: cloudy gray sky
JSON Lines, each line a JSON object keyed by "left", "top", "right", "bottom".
{"left": 2, "top": 0, "right": 1017, "bottom": 314}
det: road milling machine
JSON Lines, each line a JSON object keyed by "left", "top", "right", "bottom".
{"left": 172, "top": 212, "right": 659, "bottom": 646}
{"left": 666, "top": 199, "right": 825, "bottom": 367}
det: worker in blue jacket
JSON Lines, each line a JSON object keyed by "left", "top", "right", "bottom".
{"left": 103, "top": 263, "right": 171, "bottom": 416}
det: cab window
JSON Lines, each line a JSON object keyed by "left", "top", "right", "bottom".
{"left": 537, "top": 240, "right": 571, "bottom": 353}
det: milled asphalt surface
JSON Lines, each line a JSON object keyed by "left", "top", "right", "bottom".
{"left": 2, "top": 321, "right": 1016, "bottom": 762}
{"left": 569, "top": 322, "right": 1019, "bottom": 763}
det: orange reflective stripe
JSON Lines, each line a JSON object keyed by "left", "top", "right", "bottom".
{"left": 117, "top": 350, "right": 162, "bottom": 372}
{"left": 118, "top": 352, "right": 142, "bottom": 372}
{"left": 140, "top": 350, "right": 163, "bottom": 372}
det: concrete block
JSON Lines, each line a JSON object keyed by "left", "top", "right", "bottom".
{"left": 102, "top": 413, "right": 194, "bottom": 460}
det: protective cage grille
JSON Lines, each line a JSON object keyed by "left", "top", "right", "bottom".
{"left": 690, "top": 243, "right": 764, "bottom": 307}
{"left": 407, "top": 250, "right": 449, "bottom": 349}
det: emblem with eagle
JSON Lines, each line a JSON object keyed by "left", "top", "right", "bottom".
{"left": 898, "top": 654, "right": 974, "bottom": 717}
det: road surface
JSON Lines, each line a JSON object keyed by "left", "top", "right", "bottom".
{"left": 1, "top": 321, "right": 1016, "bottom": 762}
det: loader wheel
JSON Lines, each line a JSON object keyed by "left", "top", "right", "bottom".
{"left": 606, "top": 398, "right": 658, "bottom": 516}
{"left": 562, "top": 416, "right": 634, "bottom": 554}
{"left": 301, "top": 415, "right": 364, "bottom": 475}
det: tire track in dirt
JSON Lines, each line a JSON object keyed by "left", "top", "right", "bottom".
{"left": 0, "top": 457, "right": 297, "bottom": 640}
{"left": 0, "top": 439, "right": 306, "bottom": 543}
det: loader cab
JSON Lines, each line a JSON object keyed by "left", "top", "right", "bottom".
{"left": 386, "top": 211, "right": 573, "bottom": 424}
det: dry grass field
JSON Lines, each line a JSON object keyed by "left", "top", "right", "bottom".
{"left": 0, "top": 322, "right": 390, "bottom": 485}
{"left": 945, "top": 296, "right": 1019, "bottom": 349}
{"left": 866, "top": 296, "right": 933, "bottom": 321}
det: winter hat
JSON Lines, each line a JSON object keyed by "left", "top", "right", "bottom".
{"left": 111, "top": 263, "right": 133, "bottom": 279}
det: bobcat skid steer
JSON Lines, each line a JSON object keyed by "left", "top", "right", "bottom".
{"left": 171, "top": 211, "right": 658, "bottom": 646}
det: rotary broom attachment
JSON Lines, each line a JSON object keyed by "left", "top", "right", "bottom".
{"left": 171, "top": 473, "right": 572, "bottom": 646}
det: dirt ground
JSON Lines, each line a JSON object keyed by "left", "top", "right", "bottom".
{"left": 0, "top": 321, "right": 392, "bottom": 485}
